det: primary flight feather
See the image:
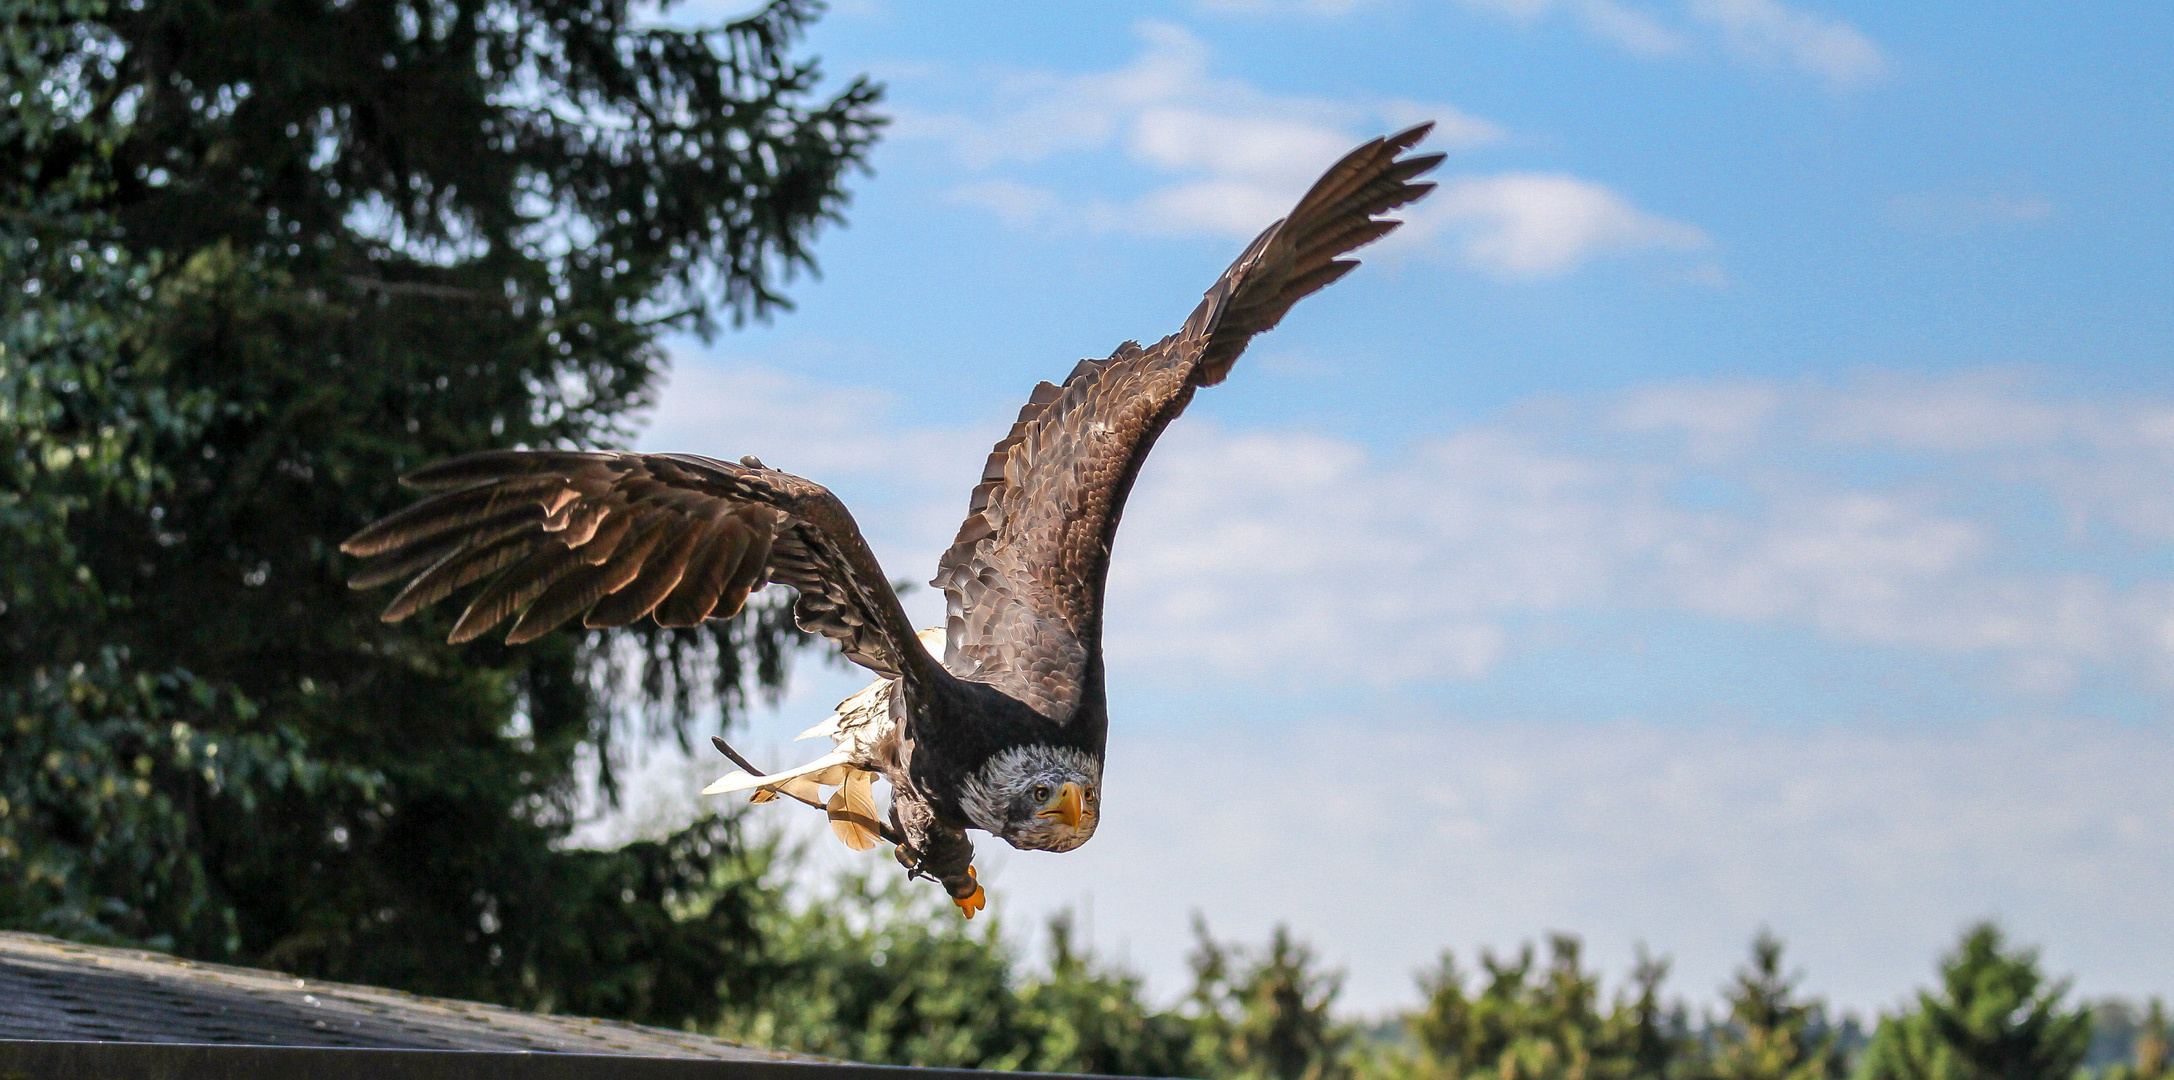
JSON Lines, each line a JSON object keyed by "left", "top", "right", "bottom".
{"left": 342, "top": 125, "right": 1444, "bottom": 915}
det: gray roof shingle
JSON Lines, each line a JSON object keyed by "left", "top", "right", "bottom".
{"left": 0, "top": 931, "right": 808, "bottom": 1060}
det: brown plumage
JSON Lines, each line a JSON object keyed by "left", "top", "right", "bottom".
{"left": 342, "top": 125, "right": 1444, "bottom": 913}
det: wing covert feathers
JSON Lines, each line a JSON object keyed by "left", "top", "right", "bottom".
{"left": 933, "top": 124, "right": 1442, "bottom": 719}
{"left": 797, "top": 628, "right": 941, "bottom": 743}
{"left": 342, "top": 450, "right": 931, "bottom": 680}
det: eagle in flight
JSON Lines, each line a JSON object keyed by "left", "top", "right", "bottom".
{"left": 342, "top": 125, "right": 1443, "bottom": 916}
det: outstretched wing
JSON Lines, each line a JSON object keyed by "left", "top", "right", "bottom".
{"left": 342, "top": 450, "right": 933, "bottom": 680}
{"left": 933, "top": 124, "right": 1444, "bottom": 719}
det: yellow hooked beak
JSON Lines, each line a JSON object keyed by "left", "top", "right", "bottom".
{"left": 1036, "top": 781, "right": 1087, "bottom": 829}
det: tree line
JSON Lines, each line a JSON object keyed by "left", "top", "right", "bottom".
{"left": 1, "top": 4, "right": 2162, "bottom": 1080}
{"left": 694, "top": 849, "right": 2164, "bottom": 1080}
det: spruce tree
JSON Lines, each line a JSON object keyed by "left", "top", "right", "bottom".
{"left": 1189, "top": 919, "right": 1355, "bottom": 1080}
{"left": 1709, "top": 931, "right": 1845, "bottom": 1080}
{"left": 1408, "top": 950, "right": 1480, "bottom": 1076}
{"left": 1859, "top": 924, "right": 2091, "bottom": 1080}
{"left": 1617, "top": 946, "right": 1689, "bottom": 1080}
{"left": 1396, "top": 936, "right": 1687, "bottom": 1080}
{"left": 2, "top": 0, "right": 879, "bottom": 1020}
{"left": 1015, "top": 912, "right": 1196, "bottom": 1076}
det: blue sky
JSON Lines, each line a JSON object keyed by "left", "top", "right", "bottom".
{"left": 590, "top": 0, "right": 2174, "bottom": 1016}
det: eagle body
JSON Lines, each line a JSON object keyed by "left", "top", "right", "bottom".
{"left": 341, "top": 127, "right": 1443, "bottom": 914}
{"left": 732, "top": 633, "right": 1106, "bottom": 897}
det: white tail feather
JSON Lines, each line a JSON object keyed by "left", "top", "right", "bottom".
{"left": 700, "top": 751, "right": 850, "bottom": 796}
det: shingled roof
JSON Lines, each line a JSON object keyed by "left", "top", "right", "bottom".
{"left": 0, "top": 930, "right": 806, "bottom": 1059}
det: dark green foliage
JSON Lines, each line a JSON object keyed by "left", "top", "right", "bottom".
{"left": 711, "top": 865, "right": 1193, "bottom": 1075}
{"left": 3, "top": 0, "right": 374, "bottom": 956}
{"left": 700, "top": 887, "right": 1348, "bottom": 1077}
{"left": 1190, "top": 919, "right": 1355, "bottom": 1080}
{"left": 1860, "top": 924, "right": 2092, "bottom": 1080}
{"left": 720, "top": 867, "right": 1030, "bottom": 1066}
{"left": 2, "top": 0, "right": 877, "bottom": 1018}
{"left": 1383, "top": 934, "right": 1692, "bottom": 1080}
{"left": 1623, "top": 948, "right": 1690, "bottom": 1080}
{"left": 1015, "top": 912, "right": 1196, "bottom": 1076}
{"left": 1708, "top": 931, "right": 1846, "bottom": 1080}
{"left": 502, "top": 812, "right": 780, "bottom": 1024}
{"left": 0, "top": 654, "right": 382, "bottom": 952}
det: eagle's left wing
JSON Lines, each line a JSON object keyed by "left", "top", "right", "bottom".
{"left": 932, "top": 125, "right": 1443, "bottom": 719}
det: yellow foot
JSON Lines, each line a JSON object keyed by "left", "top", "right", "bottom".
{"left": 953, "top": 866, "right": 986, "bottom": 919}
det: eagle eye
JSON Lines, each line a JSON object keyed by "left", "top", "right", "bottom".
{"left": 1032, "top": 784, "right": 1052, "bottom": 802}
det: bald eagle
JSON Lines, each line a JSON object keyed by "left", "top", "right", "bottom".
{"left": 341, "top": 125, "right": 1443, "bottom": 916}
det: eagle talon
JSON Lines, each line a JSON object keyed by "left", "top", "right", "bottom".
{"left": 951, "top": 867, "right": 985, "bottom": 918}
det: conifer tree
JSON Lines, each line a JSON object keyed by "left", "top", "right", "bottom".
{"left": 1396, "top": 935, "right": 1686, "bottom": 1080}
{"left": 1015, "top": 912, "right": 1195, "bottom": 1076}
{"left": 1859, "top": 924, "right": 2091, "bottom": 1080}
{"left": 706, "top": 869, "right": 1192, "bottom": 1075}
{"left": 1505, "top": 934, "right": 1608, "bottom": 1080}
{"left": 1408, "top": 950, "right": 1480, "bottom": 1077}
{"left": 1618, "top": 946, "right": 1689, "bottom": 1080}
{"left": 1709, "top": 932, "right": 1845, "bottom": 1080}
{"left": 2, "top": 0, "right": 879, "bottom": 1018}
{"left": 1190, "top": 919, "right": 1355, "bottom": 1080}
{"left": 711, "top": 867, "right": 1025, "bottom": 1067}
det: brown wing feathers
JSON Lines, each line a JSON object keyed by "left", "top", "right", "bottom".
{"left": 345, "top": 126, "right": 1437, "bottom": 702}
{"left": 1194, "top": 123, "right": 1442, "bottom": 385}
{"left": 947, "top": 124, "right": 1443, "bottom": 559}
{"left": 342, "top": 451, "right": 922, "bottom": 679}
{"left": 931, "top": 125, "right": 1442, "bottom": 718}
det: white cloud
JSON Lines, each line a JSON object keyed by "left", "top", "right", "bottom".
{"left": 1890, "top": 192, "right": 2059, "bottom": 235}
{"left": 1195, "top": 0, "right": 1367, "bottom": 14}
{"left": 1613, "top": 381, "right": 1781, "bottom": 459}
{"left": 1574, "top": 0, "right": 1692, "bottom": 56}
{"left": 640, "top": 362, "right": 957, "bottom": 483}
{"left": 1780, "top": 374, "right": 2174, "bottom": 549}
{"left": 1814, "top": 372, "right": 2071, "bottom": 452}
{"left": 903, "top": 22, "right": 1702, "bottom": 280}
{"left": 1132, "top": 179, "right": 1303, "bottom": 239}
{"left": 893, "top": 21, "right": 1396, "bottom": 176}
{"left": 947, "top": 178, "right": 1064, "bottom": 230}
{"left": 1457, "top": 0, "right": 1690, "bottom": 55}
{"left": 1205, "top": 0, "right": 1886, "bottom": 90}
{"left": 1685, "top": 0, "right": 1889, "bottom": 90}
{"left": 1413, "top": 172, "right": 1712, "bottom": 278}
{"left": 1127, "top": 106, "right": 1361, "bottom": 185}
{"left": 1100, "top": 373, "right": 2174, "bottom": 691}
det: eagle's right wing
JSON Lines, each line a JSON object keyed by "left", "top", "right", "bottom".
{"left": 342, "top": 450, "right": 935, "bottom": 682}
{"left": 933, "top": 125, "right": 1444, "bottom": 720}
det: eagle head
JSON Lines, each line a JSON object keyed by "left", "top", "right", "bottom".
{"left": 959, "top": 745, "right": 1101, "bottom": 853}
